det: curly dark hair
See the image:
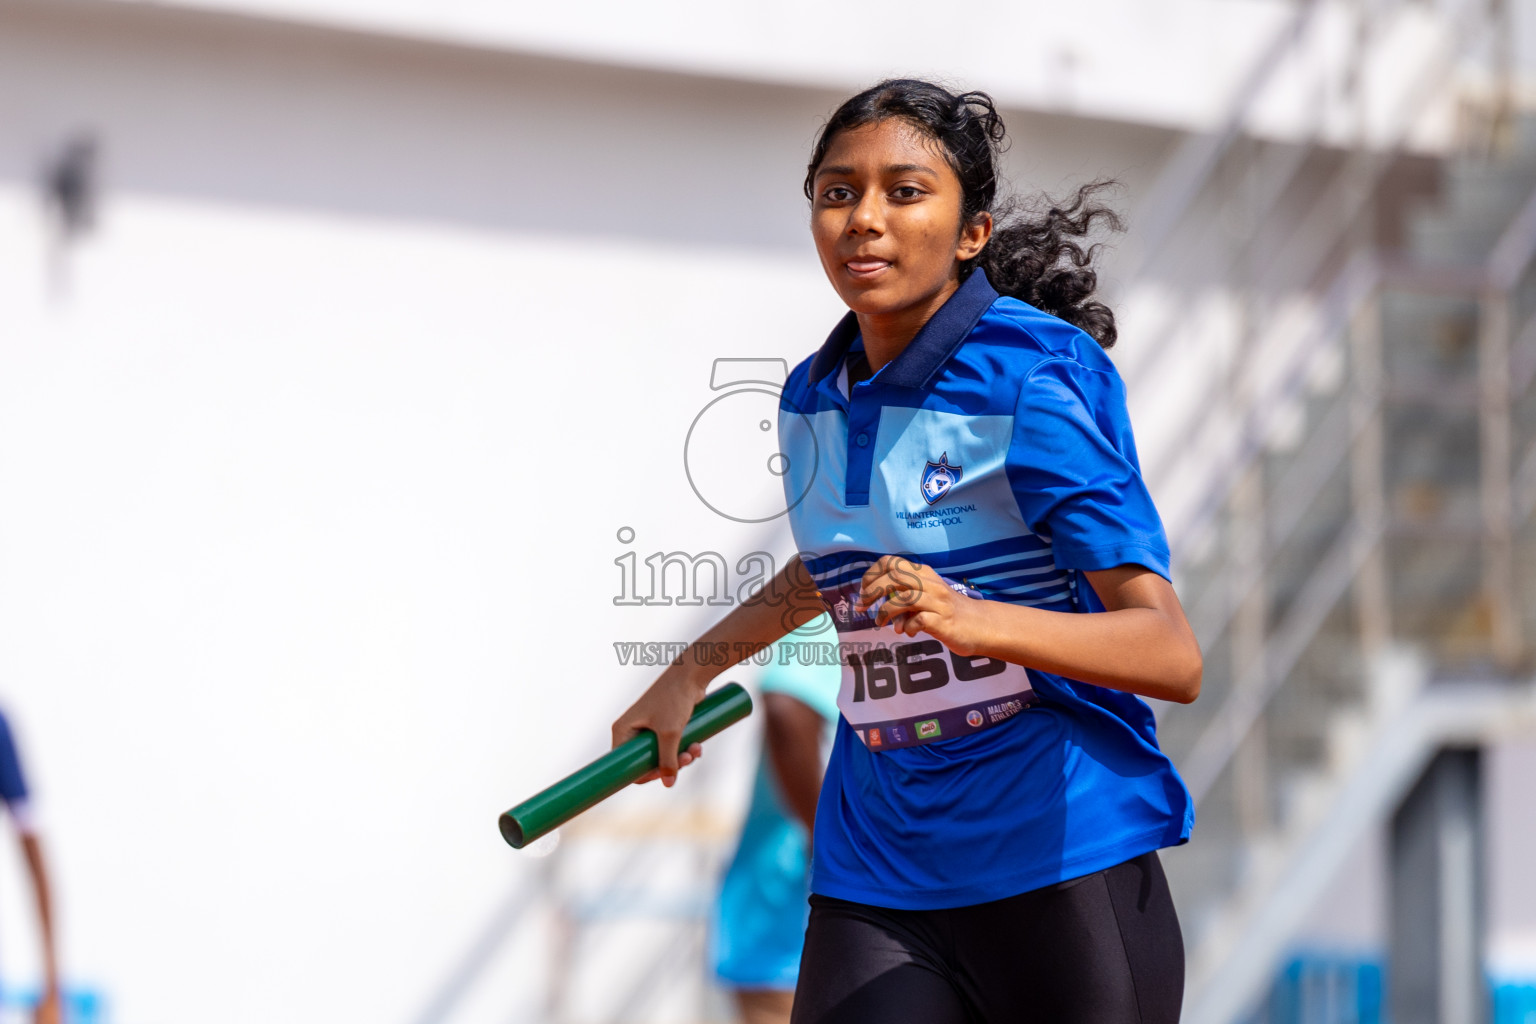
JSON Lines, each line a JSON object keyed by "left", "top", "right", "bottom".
{"left": 803, "top": 79, "right": 1124, "bottom": 348}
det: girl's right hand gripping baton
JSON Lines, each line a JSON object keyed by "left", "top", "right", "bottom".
{"left": 498, "top": 682, "right": 754, "bottom": 849}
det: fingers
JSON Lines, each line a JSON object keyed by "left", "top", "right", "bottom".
{"left": 904, "top": 611, "right": 934, "bottom": 637}
{"left": 618, "top": 719, "right": 666, "bottom": 786}
{"left": 614, "top": 720, "right": 651, "bottom": 785}
{"left": 636, "top": 739, "right": 705, "bottom": 787}
{"left": 874, "top": 594, "right": 913, "bottom": 629}
{"left": 889, "top": 611, "right": 931, "bottom": 637}
{"left": 856, "top": 556, "right": 929, "bottom": 615}
{"left": 872, "top": 580, "right": 937, "bottom": 628}
{"left": 855, "top": 555, "right": 900, "bottom": 610}
{"left": 861, "top": 557, "right": 947, "bottom": 632}
{"left": 614, "top": 679, "right": 710, "bottom": 788}
{"left": 656, "top": 728, "right": 683, "bottom": 786}
{"left": 857, "top": 571, "right": 903, "bottom": 614}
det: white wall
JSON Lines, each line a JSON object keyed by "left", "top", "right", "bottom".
{"left": 102, "top": 0, "right": 1295, "bottom": 133}
{"left": 96, "top": 0, "right": 1487, "bottom": 148}
{"left": 0, "top": 183, "right": 840, "bottom": 1024}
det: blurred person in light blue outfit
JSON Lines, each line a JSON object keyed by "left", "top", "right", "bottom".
{"left": 711, "top": 616, "right": 840, "bottom": 1024}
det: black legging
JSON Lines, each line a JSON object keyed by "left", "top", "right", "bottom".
{"left": 791, "top": 851, "right": 1184, "bottom": 1024}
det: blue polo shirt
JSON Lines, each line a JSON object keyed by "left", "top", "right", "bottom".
{"left": 777, "top": 268, "right": 1193, "bottom": 910}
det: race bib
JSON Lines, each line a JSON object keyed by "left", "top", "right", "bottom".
{"left": 821, "top": 577, "right": 1037, "bottom": 751}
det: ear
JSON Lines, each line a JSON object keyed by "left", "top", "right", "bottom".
{"left": 956, "top": 211, "right": 993, "bottom": 263}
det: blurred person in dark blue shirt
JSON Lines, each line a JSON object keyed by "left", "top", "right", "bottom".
{"left": 0, "top": 709, "right": 61, "bottom": 1024}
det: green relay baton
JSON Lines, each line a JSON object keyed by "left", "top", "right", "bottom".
{"left": 498, "top": 682, "right": 753, "bottom": 849}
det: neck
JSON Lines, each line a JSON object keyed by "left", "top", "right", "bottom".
{"left": 856, "top": 278, "right": 960, "bottom": 372}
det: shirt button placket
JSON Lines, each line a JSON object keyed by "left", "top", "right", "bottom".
{"left": 846, "top": 394, "right": 875, "bottom": 507}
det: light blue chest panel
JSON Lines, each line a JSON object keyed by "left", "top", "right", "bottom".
{"left": 780, "top": 404, "right": 1075, "bottom": 608}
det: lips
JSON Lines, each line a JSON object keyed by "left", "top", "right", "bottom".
{"left": 845, "top": 258, "right": 891, "bottom": 278}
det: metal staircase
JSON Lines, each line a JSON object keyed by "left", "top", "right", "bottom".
{"left": 1147, "top": 62, "right": 1536, "bottom": 1024}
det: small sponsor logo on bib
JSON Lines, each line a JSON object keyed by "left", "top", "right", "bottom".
{"left": 916, "top": 718, "right": 942, "bottom": 740}
{"left": 867, "top": 728, "right": 882, "bottom": 747}
{"left": 920, "top": 453, "right": 963, "bottom": 505}
{"left": 966, "top": 709, "right": 984, "bottom": 728}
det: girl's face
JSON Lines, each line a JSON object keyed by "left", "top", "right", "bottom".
{"left": 810, "top": 118, "right": 991, "bottom": 319}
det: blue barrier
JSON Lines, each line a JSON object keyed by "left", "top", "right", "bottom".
{"left": 1494, "top": 982, "right": 1536, "bottom": 1024}
{"left": 0, "top": 987, "right": 106, "bottom": 1024}
{"left": 1249, "top": 953, "right": 1382, "bottom": 1024}
{"left": 1249, "top": 955, "right": 1536, "bottom": 1024}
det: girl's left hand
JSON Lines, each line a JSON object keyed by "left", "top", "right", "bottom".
{"left": 854, "top": 555, "right": 991, "bottom": 656}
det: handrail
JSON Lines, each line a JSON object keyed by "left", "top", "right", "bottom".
{"left": 1117, "top": 0, "right": 1470, "bottom": 391}
{"left": 1161, "top": 253, "right": 1379, "bottom": 549}
{"left": 1181, "top": 516, "right": 1382, "bottom": 804}
{"left": 1506, "top": 312, "right": 1536, "bottom": 524}
{"left": 1121, "top": 0, "right": 1324, "bottom": 281}
{"left": 1487, "top": 181, "right": 1536, "bottom": 291}
{"left": 1115, "top": 1, "right": 1336, "bottom": 389}
{"left": 1115, "top": 99, "right": 1331, "bottom": 390}
{"left": 1149, "top": 0, "right": 1492, "bottom": 549}
{"left": 1183, "top": 384, "right": 1361, "bottom": 647}
{"left": 1176, "top": 173, "right": 1536, "bottom": 807}
{"left": 1143, "top": 167, "right": 1434, "bottom": 505}
{"left": 407, "top": 859, "right": 554, "bottom": 1024}
{"left": 1516, "top": 436, "right": 1536, "bottom": 525}
{"left": 1172, "top": 174, "right": 1536, "bottom": 586}
{"left": 1182, "top": 245, "right": 1536, "bottom": 691}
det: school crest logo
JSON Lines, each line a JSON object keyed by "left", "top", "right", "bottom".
{"left": 920, "top": 453, "right": 963, "bottom": 505}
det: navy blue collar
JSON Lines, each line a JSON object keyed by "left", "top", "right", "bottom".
{"left": 807, "top": 268, "right": 1000, "bottom": 390}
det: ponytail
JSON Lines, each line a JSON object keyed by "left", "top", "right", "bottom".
{"left": 976, "top": 181, "right": 1124, "bottom": 348}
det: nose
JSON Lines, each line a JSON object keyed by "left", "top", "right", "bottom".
{"left": 848, "top": 192, "right": 884, "bottom": 235}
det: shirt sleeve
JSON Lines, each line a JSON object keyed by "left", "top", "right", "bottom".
{"left": 1007, "top": 357, "right": 1171, "bottom": 580}
{"left": 0, "top": 711, "right": 31, "bottom": 805}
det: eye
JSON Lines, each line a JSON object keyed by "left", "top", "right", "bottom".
{"left": 822, "top": 185, "right": 855, "bottom": 203}
{"left": 892, "top": 185, "right": 926, "bottom": 201}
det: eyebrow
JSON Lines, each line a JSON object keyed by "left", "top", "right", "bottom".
{"left": 815, "top": 162, "right": 940, "bottom": 179}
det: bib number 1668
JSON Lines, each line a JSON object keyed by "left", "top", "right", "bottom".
{"left": 845, "top": 639, "right": 1007, "bottom": 701}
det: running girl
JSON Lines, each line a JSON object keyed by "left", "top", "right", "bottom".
{"left": 613, "top": 79, "right": 1201, "bottom": 1024}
